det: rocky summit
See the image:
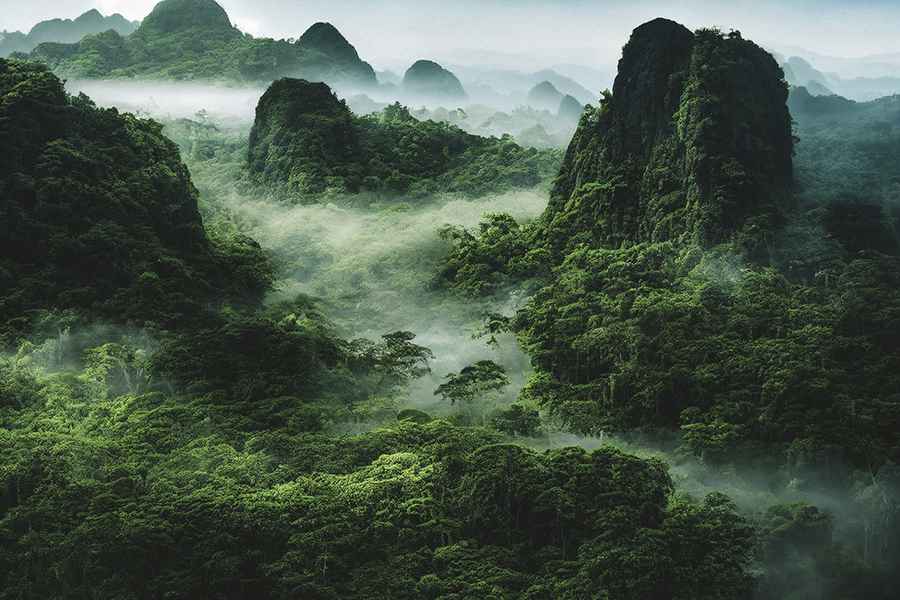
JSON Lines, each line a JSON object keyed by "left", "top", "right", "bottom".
{"left": 544, "top": 18, "right": 793, "bottom": 254}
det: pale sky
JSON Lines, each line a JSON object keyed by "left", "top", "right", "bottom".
{"left": 2, "top": 0, "right": 899, "bottom": 72}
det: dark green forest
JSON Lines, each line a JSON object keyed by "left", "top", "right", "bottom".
{"left": 2, "top": 2, "right": 900, "bottom": 599}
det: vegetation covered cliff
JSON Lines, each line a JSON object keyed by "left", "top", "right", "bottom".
{"left": 544, "top": 19, "right": 793, "bottom": 256}
{"left": 246, "top": 78, "right": 559, "bottom": 199}
{"left": 27, "top": 0, "right": 377, "bottom": 86}
{"left": 0, "top": 59, "right": 268, "bottom": 341}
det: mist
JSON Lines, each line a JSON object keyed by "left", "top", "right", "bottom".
{"left": 211, "top": 188, "right": 547, "bottom": 416}
{"left": 66, "top": 79, "right": 266, "bottom": 120}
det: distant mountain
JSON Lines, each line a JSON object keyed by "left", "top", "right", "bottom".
{"left": 402, "top": 60, "right": 467, "bottom": 102}
{"left": 0, "top": 58, "right": 263, "bottom": 334}
{"left": 782, "top": 57, "right": 835, "bottom": 96}
{"left": 297, "top": 22, "right": 376, "bottom": 85}
{"left": 376, "top": 69, "right": 402, "bottom": 86}
{"left": 532, "top": 69, "right": 596, "bottom": 104}
{"left": 785, "top": 56, "right": 828, "bottom": 86}
{"left": 299, "top": 22, "right": 358, "bottom": 63}
{"left": 0, "top": 9, "right": 138, "bottom": 57}
{"left": 787, "top": 85, "right": 858, "bottom": 117}
{"left": 778, "top": 50, "right": 900, "bottom": 101}
{"left": 27, "top": 0, "right": 376, "bottom": 87}
{"left": 548, "top": 63, "right": 614, "bottom": 93}
{"left": 449, "top": 65, "right": 597, "bottom": 106}
{"left": 828, "top": 75, "right": 900, "bottom": 102}
{"left": 777, "top": 44, "right": 900, "bottom": 79}
{"left": 804, "top": 80, "right": 835, "bottom": 96}
{"left": 527, "top": 81, "right": 564, "bottom": 111}
{"left": 137, "top": 0, "right": 236, "bottom": 37}
{"left": 557, "top": 94, "right": 584, "bottom": 122}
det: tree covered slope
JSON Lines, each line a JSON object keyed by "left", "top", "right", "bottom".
{"left": 0, "top": 59, "right": 269, "bottom": 341}
{"left": 247, "top": 78, "right": 561, "bottom": 199}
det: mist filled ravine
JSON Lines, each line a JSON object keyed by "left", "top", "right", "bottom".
{"left": 3, "top": 1, "right": 900, "bottom": 599}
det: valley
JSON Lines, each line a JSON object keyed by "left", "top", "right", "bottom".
{"left": 1, "top": 1, "right": 899, "bottom": 598}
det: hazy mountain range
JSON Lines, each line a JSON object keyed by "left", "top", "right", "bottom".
{"left": 0, "top": 9, "right": 138, "bottom": 56}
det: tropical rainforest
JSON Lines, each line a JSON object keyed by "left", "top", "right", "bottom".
{"left": 1, "top": 1, "right": 899, "bottom": 598}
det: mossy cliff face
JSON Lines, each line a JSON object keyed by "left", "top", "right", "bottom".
{"left": 544, "top": 19, "right": 792, "bottom": 255}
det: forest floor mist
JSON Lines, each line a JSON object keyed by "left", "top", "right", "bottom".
{"left": 207, "top": 181, "right": 882, "bottom": 557}
{"left": 214, "top": 190, "right": 546, "bottom": 417}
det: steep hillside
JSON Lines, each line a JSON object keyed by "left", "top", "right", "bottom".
{"left": 0, "top": 59, "right": 268, "bottom": 341}
{"left": 544, "top": 19, "right": 793, "bottom": 255}
{"left": 247, "top": 78, "right": 559, "bottom": 199}
{"left": 28, "top": 0, "right": 376, "bottom": 86}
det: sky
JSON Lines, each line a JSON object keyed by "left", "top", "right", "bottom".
{"left": 2, "top": 0, "right": 900, "bottom": 72}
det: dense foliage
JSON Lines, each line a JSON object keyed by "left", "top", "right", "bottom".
{"left": 5, "top": 8, "right": 900, "bottom": 596}
{"left": 27, "top": 0, "right": 377, "bottom": 86}
{"left": 0, "top": 338, "right": 759, "bottom": 599}
{"left": 0, "top": 59, "right": 270, "bottom": 343}
{"left": 788, "top": 87, "right": 900, "bottom": 253}
{"left": 247, "top": 79, "right": 561, "bottom": 200}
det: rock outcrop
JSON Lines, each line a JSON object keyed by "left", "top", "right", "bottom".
{"left": 543, "top": 19, "right": 793, "bottom": 253}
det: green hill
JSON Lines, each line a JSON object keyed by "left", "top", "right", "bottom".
{"left": 402, "top": 59, "right": 467, "bottom": 101}
{"left": 0, "top": 53, "right": 761, "bottom": 600}
{"left": 247, "top": 78, "right": 559, "bottom": 199}
{"left": 545, "top": 19, "right": 793, "bottom": 254}
{"left": 0, "top": 59, "right": 269, "bottom": 341}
